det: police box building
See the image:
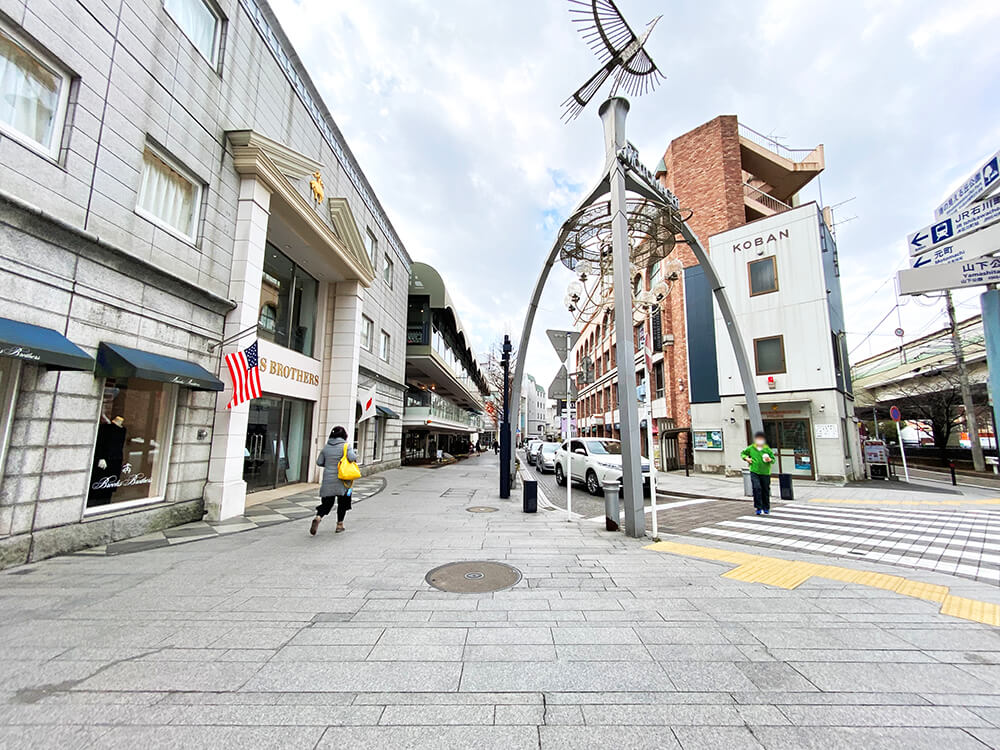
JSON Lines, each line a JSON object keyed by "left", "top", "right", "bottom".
{"left": 686, "top": 204, "right": 862, "bottom": 481}
{"left": 0, "top": 0, "right": 410, "bottom": 566}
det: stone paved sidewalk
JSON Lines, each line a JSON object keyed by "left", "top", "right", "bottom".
{"left": 2, "top": 454, "right": 1000, "bottom": 749}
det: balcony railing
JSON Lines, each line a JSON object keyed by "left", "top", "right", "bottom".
{"left": 738, "top": 123, "right": 818, "bottom": 164}
{"left": 743, "top": 182, "right": 793, "bottom": 214}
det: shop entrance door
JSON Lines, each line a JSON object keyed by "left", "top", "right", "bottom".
{"left": 244, "top": 396, "right": 313, "bottom": 492}
{"left": 750, "top": 419, "right": 815, "bottom": 479}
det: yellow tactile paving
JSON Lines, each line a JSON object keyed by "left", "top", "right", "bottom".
{"left": 645, "top": 540, "right": 999, "bottom": 627}
{"left": 809, "top": 498, "right": 1000, "bottom": 507}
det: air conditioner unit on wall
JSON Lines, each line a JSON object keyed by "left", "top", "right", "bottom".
{"left": 663, "top": 334, "right": 675, "bottom": 348}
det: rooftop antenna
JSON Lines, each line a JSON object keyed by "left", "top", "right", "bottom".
{"left": 562, "top": 0, "right": 664, "bottom": 121}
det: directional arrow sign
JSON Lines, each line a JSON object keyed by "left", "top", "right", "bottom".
{"left": 909, "top": 194, "right": 1000, "bottom": 256}
{"left": 898, "top": 254, "right": 1000, "bottom": 296}
{"left": 934, "top": 149, "right": 1000, "bottom": 219}
{"left": 909, "top": 222, "right": 1000, "bottom": 268}
{"left": 547, "top": 365, "right": 578, "bottom": 400}
{"left": 546, "top": 329, "right": 580, "bottom": 363}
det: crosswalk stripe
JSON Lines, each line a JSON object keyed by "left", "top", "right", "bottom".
{"left": 761, "top": 509, "right": 1000, "bottom": 542}
{"left": 776, "top": 505, "right": 997, "bottom": 533}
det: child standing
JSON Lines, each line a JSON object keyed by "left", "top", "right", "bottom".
{"left": 741, "top": 431, "right": 776, "bottom": 515}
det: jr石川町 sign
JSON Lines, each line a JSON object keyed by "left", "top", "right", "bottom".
{"left": 908, "top": 194, "right": 1000, "bottom": 257}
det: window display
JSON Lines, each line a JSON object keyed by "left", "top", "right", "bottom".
{"left": 87, "top": 378, "right": 175, "bottom": 508}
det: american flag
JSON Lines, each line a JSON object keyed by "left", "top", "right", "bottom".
{"left": 225, "top": 341, "right": 262, "bottom": 409}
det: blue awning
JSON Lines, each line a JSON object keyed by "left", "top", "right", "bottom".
{"left": 376, "top": 405, "right": 400, "bottom": 419}
{"left": 0, "top": 317, "right": 94, "bottom": 371}
{"left": 96, "top": 343, "right": 223, "bottom": 392}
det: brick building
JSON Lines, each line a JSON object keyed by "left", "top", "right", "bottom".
{"left": 572, "top": 115, "right": 826, "bottom": 471}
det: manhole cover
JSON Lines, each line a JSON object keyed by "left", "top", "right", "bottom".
{"left": 466, "top": 506, "right": 498, "bottom": 513}
{"left": 425, "top": 561, "right": 522, "bottom": 593}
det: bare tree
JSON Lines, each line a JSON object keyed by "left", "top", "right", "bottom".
{"left": 889, "top": 369, "right": 987, "bottom": 455}
{"left": 480, "top": 338, "right": 517, "bottom": 430}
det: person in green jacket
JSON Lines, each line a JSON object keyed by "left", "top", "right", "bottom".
{"left": 741, "top": 431, "right": 776, "bottom": 515}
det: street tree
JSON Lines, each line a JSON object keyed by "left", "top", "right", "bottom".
{"left": 889, "top": 369, "right": 987, "bottom": 456}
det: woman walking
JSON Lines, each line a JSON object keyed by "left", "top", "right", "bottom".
{"left": 311, "top": 426, "right": 356, "bottom": 535}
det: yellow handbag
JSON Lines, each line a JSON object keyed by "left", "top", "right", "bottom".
{"left": 337, "top": 443, "right": 361, "bottom": 481}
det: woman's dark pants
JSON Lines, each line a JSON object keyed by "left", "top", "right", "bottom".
{"left": 750, "top": 473, "right": 771, "bottom": 512}
{"left": 316, "top": 495, "right": 350, "bottom": 522}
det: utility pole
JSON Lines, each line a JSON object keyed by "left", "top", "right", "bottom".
{"left": 945, "top": 291, "right": 985, "bottom": 473}
{"left": 499, "top": 336, "right": 512, "bottom": 497}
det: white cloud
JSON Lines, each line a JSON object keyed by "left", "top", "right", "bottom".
{"left": 269, "top": 0, "right": 1000, "bottom": 384}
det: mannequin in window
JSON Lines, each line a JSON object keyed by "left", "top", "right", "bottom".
{"left": 88, "top": 415, "right": 126, "bottom": 506}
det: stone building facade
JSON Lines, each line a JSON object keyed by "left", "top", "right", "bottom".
{"left": 0, "top": 0, "right": 412, "bottom": 567}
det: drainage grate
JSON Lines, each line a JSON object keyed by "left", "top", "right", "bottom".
{"left": 425, "top": 561, "right": 522, "bottom": 593}
{"left": 466, "top": 506, "right": 498, "bottom": 513}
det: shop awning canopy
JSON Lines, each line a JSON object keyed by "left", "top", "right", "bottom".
{"left": 0, "top": 317, "right": 94, "bottom": 371}
{"left": 96, "top": 343, "right": 224, "bottom": 392}
{"left": 376, "top": 405, "right": 400, "bottom": 419}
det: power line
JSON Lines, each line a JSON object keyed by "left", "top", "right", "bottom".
{"left": 849, "top": 304, "right": 900, "bottom": 356}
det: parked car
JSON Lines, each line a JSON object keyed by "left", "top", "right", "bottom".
{"left": 554, "top": 438, "right": 650, "bottom": 496}
{"left": 524, "top": 439, "right": 543, "bottom": 465}
{"left": 536, "top": 442, "right": 560, "bottom": 473}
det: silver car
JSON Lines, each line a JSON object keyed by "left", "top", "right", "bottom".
{"left": 535, "top": 442, "right": 560, "bottom": 473}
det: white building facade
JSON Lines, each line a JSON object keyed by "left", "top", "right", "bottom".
{"left": 688, "top": 204, "right": 862, "bottom": 481}
{"left": 0, "top": 0, "right": 410, "bottom": 567}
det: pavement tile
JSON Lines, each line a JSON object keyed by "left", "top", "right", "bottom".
{"left": 466, "top": 627, "right": 552, "bottom": 645}
{"left": 317, "top": 726, "right": 539, "bottom": 750}
{"left": 243, "top": 662, "right": 462, "bottom": 692}
{"left": 789, "top": 661, "right": 995, "bottom": 693}
{"left": 779, "top": 704, "right": 990, "bottom": 727}
{"left": 375, "top": 627, "right": 468, "bottom": 645}
{"left": 351, "top": 692, "right": 541, "bottom": 705}
{"left": 540, "top": 726, "right": 681, "bottom": 749}
{"left": 464, "top": 644, "right": 557, "bottom": 661}
{"left": 550, "top": 626, "right": 640, "bottom": 644}
{"left": 460, "top": 661, "right": 676, "bottom": 692}
{"left": 379, "top": 704, "right": 494, "bottom": 725}
{"left": 74, "top": 661, "right": 262, "bottom": 692}
{"left": 664, "top": 661, "right": 760, "bottom": 692}
{"left": 92, "top": 726, "right": 325, "bottom": 749}
{"left": 287, "top": 627, "right": 384, "bottom": 645}
{"left": 366, "top": 644, "right": 465, "bottom": 661}
{"left": 672, "top": 726, "right": 765, "bottom": 749}
{"left": 555, "top": 644, "right": 653, "bottom": 661}
{"left": 0, "top": 725, "right": 110, "bottom": 750}
{"left": 749, "top": 726, "right": 989, "bottom": 750}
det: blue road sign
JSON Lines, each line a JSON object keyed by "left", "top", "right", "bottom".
{"left": 934, "top": 149, "right": 1000, "bottom": 219}
{"left": 889, "top": 405, "right": 901, "bottom": 422}
{"left": 908, "top": 223, "right": 1000, "bottom": 268}
{"left": 909, "top": 194, "right": 1000, "bottom": 256}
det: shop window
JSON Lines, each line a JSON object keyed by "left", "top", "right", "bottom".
{"left": 754, "top": 335, "right": 786, "bottom": 375}
{"left": 383, "top": 254, "right": 394, "bottom": 287}
{"left": 0, "top": 20, "right": 71, "bottom": 158}
{"left": 136, "top": 145, "right": 202, "bottom": 242}
{"left": 0, "top": 358, "right": 20, "bottom": 490}
{"left": 653, "top": 360, "right": 664, "bottom": 399}
{"left": 258, "top": 243, "right": 318, "bottom": 357}
{"left": 87, "top": 378, "right": 177, "bottom": 510}
{"left": 258, "top": 303, "right": 277, "bottom": 333}
{"left": 379, "top": 330, "right": 390, "bottom": 362}
{"left": 163, "top": 0, "right": 221, "bottom": 65}
{"left": 748, "top": 256, "right": 778, "bottom": 297}
{"left": 361, "top": 315, "right": 374, "bottom": 352}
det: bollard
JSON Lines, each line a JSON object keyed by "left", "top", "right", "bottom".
{"left": 522, "top": 479, "right": 537, "bottom": 513}
{"left": 949, "top": 461, "right": 957, "bottom": 486}
{"left": 602, "top": 480, "right": 620, "bottom": 532}
{"left": 742, "top": 469, "right": 753, "bottom": 497}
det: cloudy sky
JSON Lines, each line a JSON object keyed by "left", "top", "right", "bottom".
{"left": 271, "top": 0, "right": 1000, "bottom": 388}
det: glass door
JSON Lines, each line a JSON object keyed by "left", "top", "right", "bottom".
{"left": 778, "top": 419, "right": 814, "bottom": 478}
{"left": 278, "top": 398, "right": 312, "bottom": 486}
{"left": 245, "top": 396, "right": 283, "bottom": 492}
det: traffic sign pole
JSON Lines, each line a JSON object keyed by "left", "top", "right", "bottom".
{"left": 565, "top": 331, "right": 572, "bottom": 522}
{"left": 890, "top": 405, "right": 909, "bottom": 483}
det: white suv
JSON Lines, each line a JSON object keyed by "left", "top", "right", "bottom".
{"left": 554, "top": 438, "right": 651, "bottom": 496}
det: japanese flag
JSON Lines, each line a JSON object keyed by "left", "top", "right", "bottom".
{"left": 359, "top": 385, "right": 377, "bottom": 422}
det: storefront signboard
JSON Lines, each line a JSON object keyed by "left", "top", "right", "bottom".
{"left": 256, "top": 339, "right": 322, "bottom": 402}
{"left": 693, "top": 429, "right": 723, "bottom": 451}
{"left": 814, "top": 423, "right": 839, "bottom": 439}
